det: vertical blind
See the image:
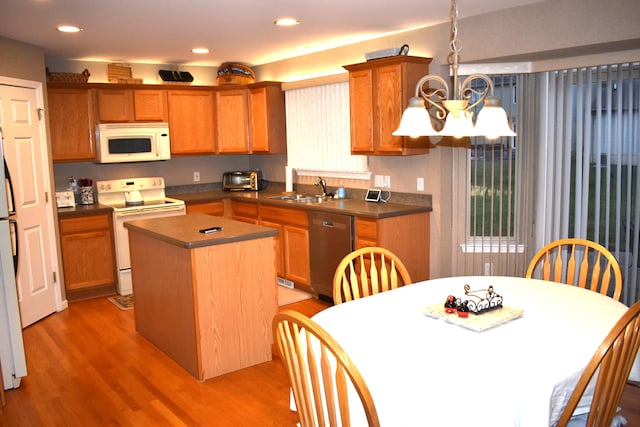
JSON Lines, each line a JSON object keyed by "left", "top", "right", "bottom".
{"left": 459, "top": 73, "right": 533, "bottom": 278}
{"left": 535, "top": 62, "right": 640, "bottom": 305}
{"left": 284, "top": 82, "right": 368, "bottom": 173}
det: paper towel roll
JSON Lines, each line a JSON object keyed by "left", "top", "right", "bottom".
{"left": 285, "top": 166, "right": 293, "bottom": 192}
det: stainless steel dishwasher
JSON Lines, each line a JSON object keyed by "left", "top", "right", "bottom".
{"left": 308, "top": 211, "right": 353, "bottom": 301}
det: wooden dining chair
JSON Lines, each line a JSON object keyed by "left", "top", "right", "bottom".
{"left": 273, "top": 310, "right": 380, "bottom": 427}
{"left": 333, "top": 246, "right": 412, "bottom": 305}
{"left": 525, "top": 238, "right": 623, "bottom": 301}
{"left": 556, "top": 300, "right": 640, "bottom": 427}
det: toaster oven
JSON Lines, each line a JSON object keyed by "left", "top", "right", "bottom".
{"left": 222, "top": 171, "right": 263, "bottom": 191}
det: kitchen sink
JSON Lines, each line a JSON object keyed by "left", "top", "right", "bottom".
{"left": 269, "top": 194, "right": 332, "bottom": 203}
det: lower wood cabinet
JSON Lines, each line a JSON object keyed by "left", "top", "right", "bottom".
{"left": 354, "top": 212, "right": 430, "bottom": 281}
{"left": 230, "top": 200, "right": 259, "bottom": 224}
{"left": 180, "top": 196, "right": 429, "bottom": 289}
{"left": 259, "top": 204, "right": 310, "bottom": 286}
{"left": 185, "top": 200, "right": 225, "bottom": 216}
{"left": 58, "top": 212, "right": 117, "bottom": 300}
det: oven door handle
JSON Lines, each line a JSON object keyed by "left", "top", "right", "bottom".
{"left": 115, "top": 205, "right": 185, "bottom": 217}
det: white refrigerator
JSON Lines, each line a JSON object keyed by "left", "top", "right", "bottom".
{"left": 0, "top": 127, "right": 27, "bottom": 389}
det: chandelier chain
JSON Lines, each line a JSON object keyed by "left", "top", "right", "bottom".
{"left": 449, "top": 0, "right": 461, "bottom": 69}
{"left": 449, "top": 0, "right": 461, "bottom": 99}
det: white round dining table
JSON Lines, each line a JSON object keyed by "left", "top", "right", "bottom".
{"left": 311, "top": 276, "right": 639, "bottom": 427}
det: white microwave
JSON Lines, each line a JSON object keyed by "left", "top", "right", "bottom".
{"left": 96, "top": 123, "right": 171, "bottom": 163}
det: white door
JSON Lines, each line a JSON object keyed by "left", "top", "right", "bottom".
{"left": 0, "top": 79, "right": 61, "bottom": 327}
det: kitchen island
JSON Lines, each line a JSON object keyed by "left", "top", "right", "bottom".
{"left": 124, "top": 214, "right": 278, "bottom": 381}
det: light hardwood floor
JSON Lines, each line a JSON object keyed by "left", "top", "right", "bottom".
{"left": 0, "top": 296, "right": 638, "bottom": 426}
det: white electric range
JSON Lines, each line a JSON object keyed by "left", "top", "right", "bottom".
{"left": 96, "top": 177, "right": 186, "bottom": 295}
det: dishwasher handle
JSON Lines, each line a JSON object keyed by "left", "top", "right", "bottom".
{"left": 311, "top": 217, "right": 348, "bottom": 231}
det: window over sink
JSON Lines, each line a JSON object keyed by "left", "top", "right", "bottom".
{"left": 284, "top": 81, "right": 370, "bottom": 179}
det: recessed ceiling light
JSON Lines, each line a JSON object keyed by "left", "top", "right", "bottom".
{"left": 274, "top": 17, "right": 300, "bottom": 27}
{"left": 57, "top": 25, "right": 81, "bottom": 33}
{"left": 192, "top": 48, "right": 210, "bottom": 54}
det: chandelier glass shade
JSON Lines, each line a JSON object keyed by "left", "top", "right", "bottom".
{"left": 393, "top": 0, "right": 516, "bottom": 140}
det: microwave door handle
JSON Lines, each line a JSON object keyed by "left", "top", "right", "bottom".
{"left": 155, "top": 135, "right": 161, "bottom": 158}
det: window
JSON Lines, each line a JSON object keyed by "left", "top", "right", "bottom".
{"left": 465, "top": 74, "right": 525, "bottom": 252}
{"left": 451, "top": 71, "right": 535, "bottom": 278}
{"left": 537, "top": 62, "right": 640, "bottom": 305}
{"left": 284, "top": 81, "right": 369, "bottom": 178}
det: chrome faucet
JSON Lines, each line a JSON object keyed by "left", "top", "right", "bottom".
{"left": 315, "top": 177, "right": 327, "bottom": 196}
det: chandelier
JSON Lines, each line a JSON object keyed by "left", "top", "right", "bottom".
{"left": 393, "top": 0, "right": 516, "bottom": 140}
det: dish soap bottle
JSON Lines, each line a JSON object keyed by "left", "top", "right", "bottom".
{"left": 336, "top": 181, "right": 346, "bottom": 199}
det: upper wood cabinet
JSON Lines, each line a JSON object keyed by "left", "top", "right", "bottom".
{"left": 167, "top": 89, "right": 216, "bottom": 155}
{"left": 47, "top": 82, "right": 283, "bottom": 160}
{"left": 343, "top": 56, "right": 433, "bottom": 155}
{"left": 215, "top": 87, "right": 250, "bottom": 153}
{"left": 134, "top": 89, "right": 168, "bottom": 121}
{"left": 215, "top": 82, "right": 286, "bottom": 154}
{"left": 96, "top": 88, "right": 167, "bottom": 122}
{"left": 248, "top": 82, "right": 286, "bottom": 153}
{"left": 48, "top": 87, "right": 96, "bottom": 162}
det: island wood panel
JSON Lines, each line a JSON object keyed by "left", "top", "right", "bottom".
{"left": 193, "top": 237, "right": 277, "bottom": 379}
{"left": 129, "top": 231, "right": 200, "bottom": 377}
{"left": 128, "top": 229, "right": 277, "bottom": 380}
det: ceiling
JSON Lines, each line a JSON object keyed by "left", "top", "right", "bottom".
{"left": 1, "top": 0, "right": 545, "bottom": 67}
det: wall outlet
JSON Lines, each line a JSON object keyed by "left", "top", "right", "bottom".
{"left": 383, "top": 175, "right": 391, "bottom": 189}
{"left": 374, "top": 174, "right": 384, "bottom": 187}
{"left": 193, "top": 171, "right": 200, "bottom": 182}
{"left": 417, "top": 177, "right": 424, "bottom": 192}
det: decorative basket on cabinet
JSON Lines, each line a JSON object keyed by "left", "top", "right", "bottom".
{"left": 216, "top": 62, "right": 256, "bottom": 85}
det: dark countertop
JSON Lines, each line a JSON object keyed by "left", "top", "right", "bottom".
{"left": 169, "top": 190, "right": 432, "bottom": 219}
{"left": 56, "top": 203, "right": 114, "bottom": 218}
{"left": 58, "top": 189, "right": 432, "bottom": 220}
{"left": 123, "top": 214, "right": 278, "bottom": 249}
